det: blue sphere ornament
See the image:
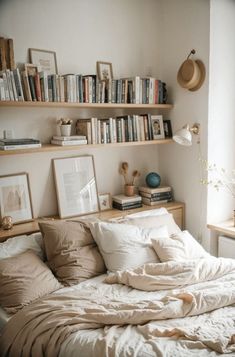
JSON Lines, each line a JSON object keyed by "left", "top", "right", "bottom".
{"left": 145, "top": 172, "right": 161, "bottom": 188}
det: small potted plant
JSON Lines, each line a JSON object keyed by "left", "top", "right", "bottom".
{"left": 119, "top": 162, "right": 140, "bottom": 196}
{"left": 57, "top": 118, "right": 73, "bottom": 136}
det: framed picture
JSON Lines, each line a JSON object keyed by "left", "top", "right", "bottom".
{"left": 24, "top": 63, "right": 39, "bottom": 76}
{"left": 53, "top": 155, "right": 99, "bottom": 218}
{"left": 163, "top": 119, "right": 173, "bottom": 138}
{"left": 0, "top": 172, "right": 33, "bottom": 224}
{"left": 98, "top": 193, "right": 112, "bottom": 211}
{"left": 96, "top": 61, "right": 113, "bottom": 81}
{"left": 151, "top": 115, "right": 165, "bottom": 140}
{"left": 29, "top": 48, "right": 58, "bottom": 74}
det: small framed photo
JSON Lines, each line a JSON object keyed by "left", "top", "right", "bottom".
{"left": 163, "top": 119, "right": 173, "bottom": 138}
{"left": 151, "top": 115, "right": 165, "bottom": 140}
{"left": 98, "top": 193, "right": 112, "bottom": 211}
{"left": 29, "top": 48, "right": 58, "bottom": 74}
{"left": 96, "top": 61, "right": 113, "bottom": 81}
{"left": 24, "top": 63, "right": 39, "bottom": 76}
{"left": 0, "top": 172, "right": 33, "bottom": 224}
{"left": 53, "top": 155, "right": 99, "bottom": 218}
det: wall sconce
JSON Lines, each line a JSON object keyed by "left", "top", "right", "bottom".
{"left": 173, "top": 123, "right": 200, "bottom": 146}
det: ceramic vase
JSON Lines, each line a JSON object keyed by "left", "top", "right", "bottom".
{"left": 124, "top": 184, "right": 135, "bottom": 197}
{"left": 60, "top": 124, "right": 71, "bottom": 136}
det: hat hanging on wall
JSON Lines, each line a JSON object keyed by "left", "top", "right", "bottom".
{"left": 177, "top": 49, "right": 206, "bottom": 91}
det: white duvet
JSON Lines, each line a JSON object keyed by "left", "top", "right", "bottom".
{"left": 2, "top": 257, "right": 235, "bottom": 357}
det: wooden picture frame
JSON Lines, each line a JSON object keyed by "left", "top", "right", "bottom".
{"left": 96, "top": 61, "right": 113, "bottom": 81}
{"left": 163, "top": 119, "right": 173, "bottom": 138}
{"left": 0, "top": 172, "right": 33, "bottom": 224}
{"left": 53, "top": 155, "right": 99, "bottom": 218}
{"left": 24, "top": 63, "right": 39, "bottom": 76}
{"left": 98, "top": 193, "right": 112, "bottom": 211}
{"left": 29, "top": 48, "right": 58, "bottom": 74}
{"left": 151, "top": 115, "right": 165, "bottom": 140}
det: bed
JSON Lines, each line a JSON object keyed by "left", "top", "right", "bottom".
{"left": 0, "top": 207, "right": 235, "bottom": 357}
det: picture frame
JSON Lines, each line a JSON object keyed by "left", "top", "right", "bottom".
{"left": 29, "top": 48, "right": 58, "bottom": 74}
{"left": 0, "top": 172, "right": 33, "bottom": 224}
{"left": 96, "top": 61, "right": 113, "bottom": 81}
{"left": 151, "top": 115, "right": 165, "bottom": 140}
{"left": 98, "top": 193, "right": 112, "bottom": 211}
{"left": 163, "top": 119, "right": 173, "bottom": 138}
{"left": 53, "top": 155, "right": 99, "bottom": 218}
{"left": 24, "top": 63, "right": 39, "bottom": 76}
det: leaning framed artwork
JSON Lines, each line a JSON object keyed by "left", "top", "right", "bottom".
{"left": 53, "top": 155, "right": 99, "bottom": 218}
{"left": 151, "top": 115, "right": 165, "bottom": 140}
{"left": 96, "top": 61, "right": 113, "bottom": 81}
{"left": 0, "top": 172, "right": 33, "bottom": 224}
{"left": 29, "top": 48, "right": 58, "bottom": 74}
{"left": 98, "top": 193, "right": 112, "bottom": 211}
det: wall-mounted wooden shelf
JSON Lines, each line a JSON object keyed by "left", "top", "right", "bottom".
{"left": 0, "top": 139, "right": 173, "bottom": 156}
{"left": 0, "top": 101, "right": 173, "bottom": 110}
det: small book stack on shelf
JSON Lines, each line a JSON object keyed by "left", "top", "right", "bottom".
{"left": 112, "top": 194, "right": 142, "bottom": 211}
{"left": 138, "top": 186, "right": 173, "bottom": 206}
{"left": 51, "top": 135, "right": 87, "bottom": 146}
{"left": 0, "top": 138, "right": 41, "bottom": 150}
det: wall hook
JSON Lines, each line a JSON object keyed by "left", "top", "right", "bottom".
{"left": 187, "top": 49, "right": 196, "bottom": 60}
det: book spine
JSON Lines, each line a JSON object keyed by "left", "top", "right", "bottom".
{"left": 28, "top": 75, "right": 36, "bottom": 101}
{"left": 51, "top": 140, "right": 87, "bottom": 146}
{"left": 10, "top": 70, "right": 18, "bottom": 101}
{"left": 0, "top": 78, "right": 5, "bottom": 100}
{"left": 13, "top": 68, "right": 24, "bottom": 101}
{"left": 34, "top": 73, "right": 42, "bottom": 101}
{"left": 21, "top": 71, "right": 32, "bottom": 101}
{"left": 6, "top": 69, "right": 14, "bottom": 100}
{"left": 47, "top": 75, "right": 53, "bottom": 102}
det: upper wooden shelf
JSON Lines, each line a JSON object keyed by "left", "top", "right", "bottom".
{"left": 0, "top": 101, "right": 173, "bottom": 109}
{"left": 0, "top": 139, "right": 173, "bottom": 156}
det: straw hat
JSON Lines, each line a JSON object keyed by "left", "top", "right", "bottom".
{"left": 177, "top": 59, "right": 206, "bottom": 91}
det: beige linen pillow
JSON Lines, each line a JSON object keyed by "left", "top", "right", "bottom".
{"left": 0, "top": 250, "right": 61, "bottom": 314}
{"left": 39, "top": 221, "right": 106, "bottom": 286}
{"left": 151, "top": 230, "right": 210, "bottom": 262}
{"left": 124, "top": 213, "right": 181, "bottom": 235}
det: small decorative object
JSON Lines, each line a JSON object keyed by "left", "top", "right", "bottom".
{"left": 146, "top": 172, "right": 161, "bottom": 188}
{"left": 0, "top": 172, "right": 33, "bottom": 224}
{"left": 58, "top": 118, "right": 73, "bottom": 136}
{"left": 163, "top": 120, "right": 173, "bottom": 138}
{"left": 98, "top": 193, "right": 112, "bottom": 211}
{"left": 1, "top": 216, "right": 13, "bottom": 230}
{"left": 96, "top": 61, "right": 113, "bottom": 81}
{"left": 29, "top": 48, "right": 58, "bottom": 74}
{"left": 119, "top": 162, "right": 140, "bottom": 197}
{"left": 177, "top": 49, "right": 206, "bottom": 91}
{"left": 151, "top": 115, "right": 165, "bottom": 140}
{"left": 53, "top": 155, "right": 99, "bottom": 218}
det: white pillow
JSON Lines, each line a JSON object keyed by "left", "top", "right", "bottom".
{"left": 0, "top": 233, "right": 44, "bottom": 261}
{"left": 125, "top": 207, "right": 168, "bottom": 219}
{"left": 89, "top": 221, "right": 169, "bottom": 272}
{"left": 151, "top": 230, "right": 209, "bottom": 262}
{"left": 124, "top": 213, "right": 181, "bottom": 235}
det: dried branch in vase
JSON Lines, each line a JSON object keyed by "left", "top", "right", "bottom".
{"left": 119, "top": 162, "right": 140, "bottom": 186}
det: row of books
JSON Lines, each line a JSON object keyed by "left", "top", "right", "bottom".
{"left": 0, "top": 68, "right": 167, "bottom": 104}
{"left": 0, "top": 138, "right": 41, "bottom": 151}
{"left": 139, "top": 186, "right": 173, "bottom": 206}
{"left": 76, "top": 114, "right": 167, "bottom": 144}
{"left": 112, "top": 194, "right": 142, "bottom": 211}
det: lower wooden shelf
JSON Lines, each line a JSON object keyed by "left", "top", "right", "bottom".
{"left": 207, "top": 220, "right": 235, "bottom": 239}
{"left": 0, "top": 139, "right": 173, "bottom": 156}
{"left": 0, "top": 201, "right": 185, "bottom": 242}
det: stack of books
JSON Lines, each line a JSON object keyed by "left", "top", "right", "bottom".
{"left": 0, "top": 138, "right": 41, "bottom": 150}
{"left": 139, "top": 186, "right": 173, "bottom": 206}
{"left": 51, "top": 135, "right": 87, "bottom": 146}
{"left": 112, "top": 194, "right": 142, "bottom": 211}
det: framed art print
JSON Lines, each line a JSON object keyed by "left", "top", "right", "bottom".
{"left": 29, "top": 48, "right": 58, "bottom": 74}
{"left": 163, "top": 119, "right": 173, "bottom": 138}
{"left": 0, "top": 172, "right": 33, "bottom": 224}
{"left": 151, "top": 115, "right": 165, "bottom": 140}
{"left": 53, "top": 155, "right": 99, "bottom": 218}
{"left": 98, "top": 193, "right": 112, "bottom": 211}
{"left": 96, "top": 61, "right": 113, "bottom": 81}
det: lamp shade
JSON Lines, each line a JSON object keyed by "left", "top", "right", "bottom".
{"left": 173, "top": 128, "right": 192, "bottom": 146}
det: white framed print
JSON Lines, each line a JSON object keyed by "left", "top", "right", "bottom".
{"left": 151, "top": 115, "right": 165, "bottom": 140}
{"left": 29, "top": 48, "right": 58, "bottom": 74}
{"left": 0, "top": 172, "right": 33, "bottom": 224}
{"left": 53, "top": 155, "right": 99, "bottom": 218}
{"left": 99, "top": 193, "right": 112, "bottom": 211}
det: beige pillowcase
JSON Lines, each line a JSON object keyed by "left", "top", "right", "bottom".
{"left": 39, "top": 221, "right": 106, "bottom": 286}
{"left": 152, "top": 230, "right": 210, "bottom": 262}
{"left": 124, "top": 213, "right": 181, "bottom": 235}
{"left": 0, "top": 250, "right": 61, "bottom": 314}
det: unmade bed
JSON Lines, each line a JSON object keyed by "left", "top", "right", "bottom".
{"left": 0, "top": 208, "right": 235, "bottom": 356}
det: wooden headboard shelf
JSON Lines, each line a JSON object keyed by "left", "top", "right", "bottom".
{"left": 0, "top": 201, "right": 185, "bottom": 242}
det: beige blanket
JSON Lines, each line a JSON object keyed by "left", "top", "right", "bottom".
{"left": 1, "top": 257, "right": 235, "bottom": 356}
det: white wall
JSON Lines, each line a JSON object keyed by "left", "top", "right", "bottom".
{"left": 0, "top": 0, "right": 164, "bottom": 218}
{"left": 207, "top": 0, "right": 235, "bottom": 254}
{"left": 158, "top": 0, "right": 210, "bottom": 247}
